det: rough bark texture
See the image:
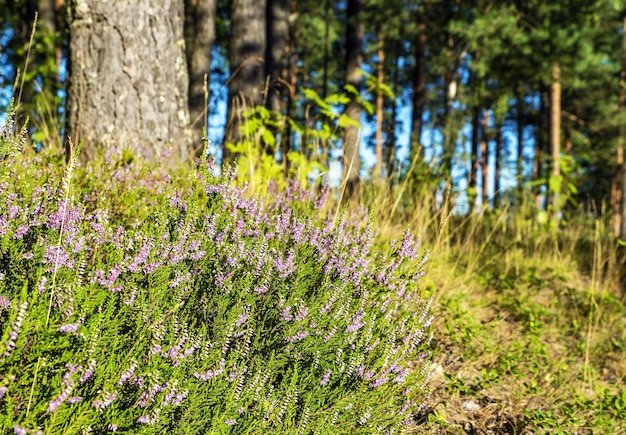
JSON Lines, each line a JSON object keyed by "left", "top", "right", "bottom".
{"left": 342, "top": 0, "right": 364, "bottom": 201}
{"left": 185, "top": 0, "right": 217, "bottom": 157}
{"left": 65, "top": 0, "right": 192, "bottom": 164}
{"left": 265, "top": 0, "right": 289, "bottom": 114}
{"left": 265, "top": 0, "right": 289, "bottom": 166}
{"left": 223, "top": 0, "right": 266, "bottom": 161}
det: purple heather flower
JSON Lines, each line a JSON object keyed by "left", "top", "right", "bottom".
{"left": 58, "top": 322, "right": 81, "bottom": 333}
{"left": 13, "top": 224, "right": 29, "bottom": 239}
{"left": 137, "top": 410, "right": 160, "bottom": 425}
{"left": 286, "top": 330, "right": 308, "bottom": 343}
{"left": 294, "top": 306, "right": 308, "bottom": 322}
{"left": 279, "top": 306, "right": 293, "bottom": 322}
{"left": 80, "top": 360, "right": 97, "bottom": 384}
{"left": 274, "top": 249, "right": 296, "bottom": 278}
{"left": 47, "top": 378, "right": 75, "bottom": 412}
{"left": 323, "top": 326, "right": 337, "bottom": 343}
{"left": 22, "top": 252, "right": 34, "bottom": 260}
{"left": 128, "top": 240, "right": 153, "bottom": 272}
{"left": 235, "top": 312, "right": 249, "bottom": 327}
{"left": 43, "top": 245, "right": 74, "bottom": 272}
{"left": 171, "top": 390, "right": 189, "bottom": 406}
{"left": 225, "top": 419, "right": 237, "bottom": 426}
{"left": 193, "top": 359, "right": 226, "bottom": 381}
{"left": 119, "top": 361, "right": 138, "bottom": 385}
{"left": 92, "top": 391, "right": 118, "bottom": 410}
{"left": 370, "top": 376, "right": 389, "bottom": 388}
{"left": 13, "top": 425, "right": 28, "bottom": 435}
{"left": 0, "top": 386, "right": 7, "bottom": 399}
{"left": 254, "top": 284, "right": 268, "bottom": 295}
{"left": 398, "top": 230, "right": 419, "bottom": 260}
{"left": 0, "top": 216, "right": 8, "bottom": 237}
{"left": 138, "top": 383, "right": 166, "bottom": 408}
{"left": 320, "top": 369, "right": 331, "bottom": 387}
{"left": 0, "top": 295, "right": 10, "bottom": 311}
{"left": 346, "top": 309, "right": 366, "bottom": 333}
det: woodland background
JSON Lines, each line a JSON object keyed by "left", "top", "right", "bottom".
{"left": 2, "top": 1, "right": 626, "bottom": 231}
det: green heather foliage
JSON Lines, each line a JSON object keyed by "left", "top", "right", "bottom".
{"left": 0, "top": 112, "right": 434, "bottom": 434}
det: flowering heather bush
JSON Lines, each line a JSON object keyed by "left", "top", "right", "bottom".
{"left": 0, "top": 114, "right": 434, "bottom": 434}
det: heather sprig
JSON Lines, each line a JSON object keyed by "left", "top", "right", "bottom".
{"left": 0, "top": 117, "right": 435, "bottom": 434}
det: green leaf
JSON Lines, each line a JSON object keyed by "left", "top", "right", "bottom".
{"left": 261, "top": 129, "right": 276, "bottom": 147}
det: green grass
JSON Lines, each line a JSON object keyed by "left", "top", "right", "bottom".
{"left": 360, "top": 181, "right": 626, "bottom": 433}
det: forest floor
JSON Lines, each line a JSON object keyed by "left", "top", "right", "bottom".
{"left": 392, "top": 215, "right": 626, "bottom": 434}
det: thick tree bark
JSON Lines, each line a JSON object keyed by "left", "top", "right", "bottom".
{"left": 185, "top": 0, "right": 217, "bottom": 157}
{"left": 223, "top": 0, "right": 267, "bottom": 162}
{"left": 342, "top": 0, "right": 364, "bottom": 200}
{"left": 65, "top": 0, "right": 192, "bottom": 164}
{"left": 550, "top": 62, "right": 562, "bottom": 213}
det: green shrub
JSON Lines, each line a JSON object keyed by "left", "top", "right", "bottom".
{"left": 0, "top": 113, "right": 434, "bottom": 434}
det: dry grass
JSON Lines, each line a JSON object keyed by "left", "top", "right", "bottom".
{"left": 354, "top": 177, "right": 626, "bottom": 434}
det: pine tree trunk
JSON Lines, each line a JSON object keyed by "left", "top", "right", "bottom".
{"left": 223, "top": 0, "right": 267, "bottom": 162}
{"left": 534, "top": 85, "right": 549, "bottom": 209}
{"left": 185, "top": 0, "right": 217, "bottom": 157}
{"left": 481, "top": 110, "right": 490, "bottom": 208}
{"left": 385, "top": 45, "right": 400, "bottom": 182}
{"left": 282, "top": 3, "right": 298, "bottom": 176}
{"left": 266, "top": 0, "right": 289, "bottom": 114}
{"left": 550, "top": 62, "right": 562, "bottom": 214}
{"left": 516, "top": 83, "right": 524, "bottom": 191}
{"left": 470, "top": 103, "right": 479, "bottom": 212}
{"left": 494, "top": 124, "right": 502, "bottom": 208}
{"left": 410, "top": 4, "right": 427, "bottom": 149}
{"left": 65, "top": 0, "right": 192, "bottom": 164}
{"left": 265, "top": 0, "right": 289, "bottom": 160}
{"left": 322, "top": 0, "right": 331, "bottom": 99}
{"left": 617, "top": 14, "right": 626, "bottom": 239}
{"left": 342, "top": 0, "right": 364, "bottom": 200}
{"left": 374, "top": 32, "right": 385, "bottom": 179}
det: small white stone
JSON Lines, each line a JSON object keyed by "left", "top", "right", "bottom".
{"left": 462, "top": 400, "right": 481, "bottom": 413}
